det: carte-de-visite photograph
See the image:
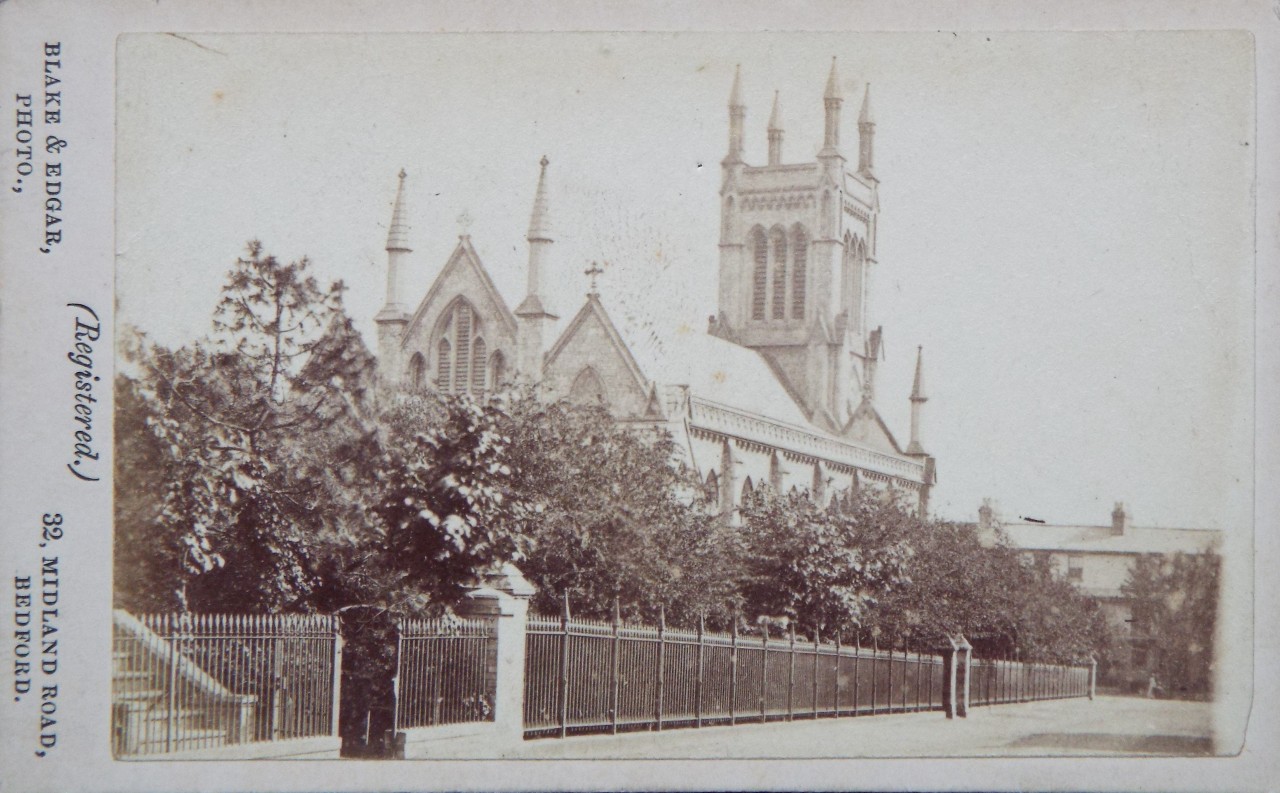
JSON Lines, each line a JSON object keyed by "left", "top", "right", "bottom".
{"left": 111, "top": 31, "right": 1253, "bottom": 761}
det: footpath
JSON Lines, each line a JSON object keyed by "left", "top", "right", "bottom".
{"left": 404, "top": 696, "right": 1212, "bottom": 760}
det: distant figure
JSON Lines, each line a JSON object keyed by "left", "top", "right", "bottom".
{"left": 1146, "top": 674, "right": 1159, "bottom": 699}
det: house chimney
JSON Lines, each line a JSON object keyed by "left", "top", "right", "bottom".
{"left": 1111, "top": 502, "right": 1129, "bottom": 535}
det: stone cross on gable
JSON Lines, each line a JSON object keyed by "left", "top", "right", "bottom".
{"left": 456, "top": 209, "right": 474, "bottom": 237}
{"left": 584, "top": 261, "right": 605, "bottom": 296}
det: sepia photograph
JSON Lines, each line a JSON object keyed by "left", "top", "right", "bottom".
{"left": 108, "top": 31, "right": 1252, "bottom": 764}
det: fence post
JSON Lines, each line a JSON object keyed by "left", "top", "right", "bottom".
{"left": 610, "top": 598, "right": 621, "bottom": 735}
{"left": 759, "top": 625, "right": 768, "bottom": 722}
{"left": 695, "top": 614, "right": 705, "bottom": 728}
{"left": 455, "top": 564, "right": 536, "bottom": 749}
{"left": 558, "top": 592, "right": 570, "bottom": 739}
{"left": 392, "top": 625, "right": 403, "bottom": 733}
{"left": 655, "top": 606, "right": 666, "bottom": 732}
{"left": 901, "top": 644, "right": 908, "bottom": 712}
{"left": 330, "top": 616, "right": 343, "bottom": 739}
{"left": 166, "top": 614, "right": 178, "bottom": 753}
{"left": 942, "top": 636, "right": 958, "bottom": 719}
{"left": 729, "top": 620, "right": 738, "bottom": 726}
{"left": 870, "top": 637, "right": 878, "bottom": 715}
{"left": 1089, "top": 657, "right": 1097, "bottom": 701}
{"left": 853, "top": 636, "right": 860, "bottom": 715}
{"left": 786, "top": 625, "right": 795, "bottom": 722}
{"left": 812, "top": 629, "right": 820, "bottom": 719}
{"left": 833, "top": 633, "right": 842, "bottom": 717}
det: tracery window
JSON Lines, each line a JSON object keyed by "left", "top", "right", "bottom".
{"left": 434, "top": 299, "right": 492, "bottom": 394}
{"left": 569, "top": 366, "right": 608, "bottom": 406}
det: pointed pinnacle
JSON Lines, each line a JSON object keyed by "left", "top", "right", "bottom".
{"left": 386, "top": 169, "right": 411, "bottom": 252}
{"left": 824, "top": 57, "right": 842, "bottom": 101}
{"left": 911, "top": 345, "right": 927, "bottom": 401}
{"left": 768, "top": 91, "right": 783, "bottom": 131}
{"left": 527, "top": 156, "right": 552, "bottom": 242}
{"left": 729, "top": 64, "right": 743, "bottom": 108}
{"left": 859, "top": 83, "right": 874, "bottom": 124}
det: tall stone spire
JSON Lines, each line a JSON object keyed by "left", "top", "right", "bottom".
{"left": 515, "top": 156, "right": 558, "bottom": 382}
{"left": 767, "top": 91, "right": 783, "bottom": 166}
{"left": 858, "top": 83, "right": 876, "bottom": 179}
{"left": 375, "top": 169, "right": 412, "bottom": 384}
{"left": 907, "top": 345, "right": 928, "bottom": 455}
{"left": 820, "top": 57, "right": 844, "bottom": 157}
{"left": 725, "top": 65, "right": 746, "bottom": 165}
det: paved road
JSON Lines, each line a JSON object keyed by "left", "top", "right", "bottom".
{"left": 408, "top": 696, "right": 1212, "bottom": 760}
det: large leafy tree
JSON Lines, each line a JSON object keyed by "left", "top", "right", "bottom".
{"left": 1122, "top": 551, "right": 1219, "bottom": 696}
{"left": 736, "top": 486, "right": 912, "bottom": 636}
{"left": 117, "top": 242, "right": 377, "bottom": 611}
{"left": 497, "top": 395, "right": 738, "bottom": 626}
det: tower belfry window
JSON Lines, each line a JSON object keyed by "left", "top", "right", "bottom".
{"left": 751, "top": 227, "right": 768, "bottom": 320}
{"left": 792, "top": 225, "right": 808, "bottom": 319}
{"left": 770, "top": 227, "right": 788, "bottom": 320}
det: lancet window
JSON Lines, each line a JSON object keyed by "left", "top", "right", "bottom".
{"left": 434, "top": 299, "right": 491, "bottom": 394}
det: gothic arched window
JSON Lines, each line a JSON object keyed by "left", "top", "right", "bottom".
{"left": 471, "top": 338, "right": 487, "bottom": 392}
{"left": 750, "top": 226, "right": 768, "bottom": 320}
{"left": 452, "top": 303, "right": 473, "bottom": 392}
{"left": 434, "top": 298, "right": 495, "bottom": 395}
{"left": 570, "top": 366, "right": 608, "bottom": 407}
{"left": 770, "top": 226, "right": 788, "bottom": 320}
{"left": 408, "top": 352, "right": 426, "bottom": 391}
{"left": 490, "top": 350, "right": 506, "bottom": 388}
{"left": 741, "top": 476, "right": 755, "bottom": 503}
{"left": 435, "top": 339, "right": 451, "bottom": 389}
{"left": 768, "top": 452, "right": 784, "bottom": 492}
{"left": 704, "top": 470, "right": 720, "bottom": 506}
{"left": 791, "top": 225, "right": 808, "bottom": 319}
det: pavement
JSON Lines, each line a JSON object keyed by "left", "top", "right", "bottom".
{"left": 404, "top": 696, "right": 1213, "bottom": 760}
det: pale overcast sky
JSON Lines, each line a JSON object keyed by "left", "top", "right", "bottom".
{"left": 116, "top": 32, "right": 1254, "bottom": 531}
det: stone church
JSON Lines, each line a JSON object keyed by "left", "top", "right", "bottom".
{"left": 374, "top": 60, "right": 937, "bottom": 516}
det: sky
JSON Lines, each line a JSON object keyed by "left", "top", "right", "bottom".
{"left": 115, "top": 31, "right": 1254, "bottom": 531}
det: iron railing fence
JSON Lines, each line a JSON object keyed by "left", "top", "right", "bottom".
{"left": 111, "top": 611, "right": 340, "bottom": 757}
{"left": 523, "top": 609, "right": 948, "bottom": 739}
{"left": 968, "top": 658, "right": 1091, "bottom": 706}
{"left": 394, "top": 616, "right": 497, "bottom": 730}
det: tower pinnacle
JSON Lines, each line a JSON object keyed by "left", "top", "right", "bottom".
{"left": 858, "top": 83, "right": 877, "bottom": 178}
{"left": 767, "top": 91, "right": 783, "bottom": 165}
{"left": 725, "top": 65, "right": 746, "bottom": 165}
{"left": 820, "top": 58, "right": 844, "bottom": 157}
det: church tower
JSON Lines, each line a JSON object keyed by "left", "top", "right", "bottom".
{"left": 711, "top": 60, "right": 881, "bottom": 434}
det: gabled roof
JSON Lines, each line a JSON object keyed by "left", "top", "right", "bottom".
{"left": 1000, "top": 522, "right": 1221, "bottom": 556}
{"left": 544, "top": 294, "right": 650, "bottom": 397}
{"left": 844, "top": 397, "right": 905, "bottom": 455}
{"left": 402, "top": 236, "right": 519, "bottom": 347}
{"left": 614, "top": 315, "right": 812, "bottom": 428}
